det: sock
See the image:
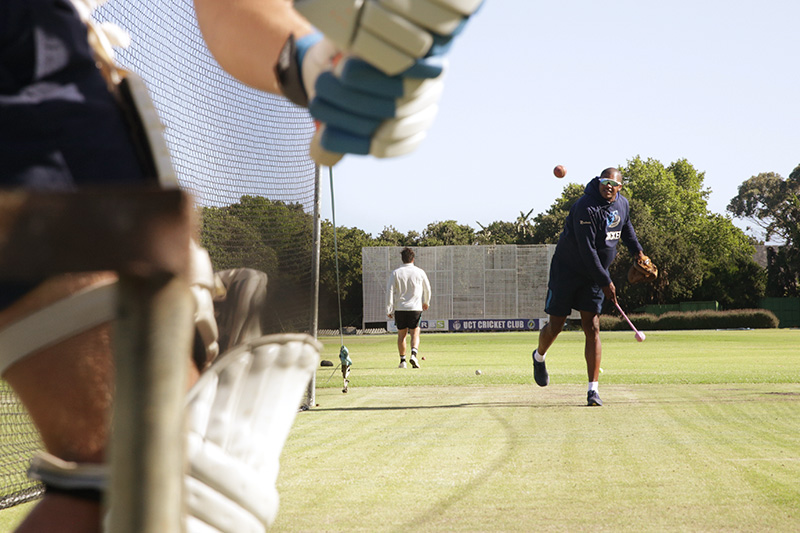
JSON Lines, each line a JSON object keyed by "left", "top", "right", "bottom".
{"left": 400, "top": 355, "right": 406, "bottom": 361}
{"left": 533, "top": 349, "right": 546, "bottom": 363}
{"left": 411, "top": 348, "right": 418, "bottom": 356}
{"left": 588, "top": 381, "right": 598, "bottom": 392}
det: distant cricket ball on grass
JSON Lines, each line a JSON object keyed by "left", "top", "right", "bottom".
{"left": 475, "top": 369, "right": 482, "bottom": 375}
{"left": 553, "top": 165, "right": 567, "bottom": 178}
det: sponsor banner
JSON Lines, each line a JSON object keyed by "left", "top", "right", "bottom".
{"left": 388, "top": 319, "right": 547, "bottom": 332}
{"left": 449, "top": 318, "right": 546, "bottom": 332}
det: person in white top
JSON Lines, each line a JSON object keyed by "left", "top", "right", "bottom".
{"left": 386, "top": 248, "right": 431, "bottom": 369}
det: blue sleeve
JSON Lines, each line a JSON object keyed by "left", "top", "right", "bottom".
{"left": 572, "top": 206, "right": 613, "bottom": 287}
{"left": 620, "top": 200, "right": 643, "bottom": 256}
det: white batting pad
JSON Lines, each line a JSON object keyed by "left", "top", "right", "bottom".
{"left": 120, "top": 72, "right": 179, "bottom": 188}
{"left": 184, "top": 334, "right": 321, "bottom": 532}
{"left": 189, "top": 242, "right": 220, "bottom": 362}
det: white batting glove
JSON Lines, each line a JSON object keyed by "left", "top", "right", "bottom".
{"left": 277, "top": 32, "right": 446, "bottom": 166}
{"left": 294, "top": 0, "right": 483, "bottom": 75}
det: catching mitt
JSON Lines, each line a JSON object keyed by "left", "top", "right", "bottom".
{"left": 628, "top": 254, "right": 658, "bottom": 284}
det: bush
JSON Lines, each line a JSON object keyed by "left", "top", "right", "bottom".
{"left": 599, "top": 315, "right": 623, "bottom": 331}
{"left": 600, "top": 309, "right": 779, "bottom": 331}
{"left": 656, "top": 309, "right": 778, "bottom": 330}
{"left": 600, "top": 313, "right": 658, "bottom": 331}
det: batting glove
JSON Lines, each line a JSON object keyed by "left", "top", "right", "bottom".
{"left": 276, "top": 32, "right": 446, "bottom": 166}
{"left": 294, "top": 0, "right": 484, "bottom": 75}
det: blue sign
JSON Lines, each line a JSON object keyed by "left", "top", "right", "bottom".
{"left": 449, "top": 319, "right": 542, "bottom": 332}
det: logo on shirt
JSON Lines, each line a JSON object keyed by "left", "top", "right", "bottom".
{"left": 606, "top": 210, "right": 621, "bottom": 229}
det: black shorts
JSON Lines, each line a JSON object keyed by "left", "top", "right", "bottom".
{"left": 394, "top": 310, "right": 422, "bottom": 330}
{"left": 0, "top": 0, "right": 149, "bottom": 311}
{"left": 544, "top": 256, "right": 604, "bottom": 317}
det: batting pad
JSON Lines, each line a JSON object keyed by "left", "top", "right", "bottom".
{"left": 0, "top": 280, "right": 117, "bottom": 376}
{"left": 184, "top": 334, "right": 321, "bottom": 533}
{"left": 0, "top": 241, "right": 218, "bottom": 376}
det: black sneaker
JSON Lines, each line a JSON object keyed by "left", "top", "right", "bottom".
{"left": 532, "top": 351, "right": 549, "bottom": 387}
{"left": 587, "top": 390, "right": 603, "bottom": 406}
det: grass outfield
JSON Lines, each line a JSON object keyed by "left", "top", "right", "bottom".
{"left": 1, "top": 330, "right": 797, "bottom": 531}
{"left": 270, "top": 329, "right": 800, "bottom": 532}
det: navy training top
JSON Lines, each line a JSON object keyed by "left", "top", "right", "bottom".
{"left": 553, "top": 176, "right": 643, "bottom": 287}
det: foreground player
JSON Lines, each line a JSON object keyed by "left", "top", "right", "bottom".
{"left": 0, "top": 0, "right": 482, "bottom": 531}
{"left": 531, "top": 168, "right": 649, "bottom": 406}
{"left": 387, "top": 248, "right": 431, "bottom": 369}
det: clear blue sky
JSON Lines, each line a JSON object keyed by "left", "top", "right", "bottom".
{"left": 320, "top": 0, "right": 799, "bottom": 239}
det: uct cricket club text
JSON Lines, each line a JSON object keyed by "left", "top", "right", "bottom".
{"left": 386, "top": 318, "right": 548, "bottom": 332}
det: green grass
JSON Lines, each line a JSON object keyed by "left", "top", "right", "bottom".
{"left": 0, "top": 501, "right": 35, "bottom": 532}
{"left": 271, "top": 329, "right": 800, "bottom": 532}
{"left": 315, "top": 329, "right": 800, "bottom": 387}
{"left": 3, "top": 330, "right": 798, "bottom": 531}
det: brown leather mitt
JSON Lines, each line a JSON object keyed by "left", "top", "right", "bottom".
{"left": 628, "top": 254, "right": 658, "bottom": 284}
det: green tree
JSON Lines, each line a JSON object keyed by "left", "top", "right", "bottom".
{"left": 475, "top": 220, "right": 517, "bottom": 245}
{"left": 617, "top": 157, "right": 764, "bottom": 308}
{"left": 728, "top": 165, "right": 800, "bottom": 296}
{"left": 319, "top": 222, "right": 372, "bottom": 328}
{"left": 199, "top": 195, "right": 315, "bottom": 332}
{"left": 727, "top": 169, "right": 800, "bottom": 244}
{"left": 373, "top": 225, "right": 420, "bottom": 246}
{"left": 199, "top": 206, "right": 279, "bottom": 275}
{"left": 529, "top": 183, "right": 584, "bottom": 244}
{"left": 419, "top": 220, "right": 475, "bottom": 246}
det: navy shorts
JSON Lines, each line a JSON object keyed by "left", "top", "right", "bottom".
{"left": 1, "top": 0, "right": 149, "bottom": 310}
{"left": 394, "top": 310, "right": 422, "bottom": 330}
{"left": 544, "top": 256, "right": 604, "bottom": 317}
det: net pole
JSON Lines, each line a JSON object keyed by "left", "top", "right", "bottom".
{"left": 329, "top": 166, "right": 345, "bottom": 346}
{"left": 303, "top": 164, "right": 321, "bottom": 410}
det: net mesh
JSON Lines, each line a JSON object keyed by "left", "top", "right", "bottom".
{"left": 363, "top": 245, "right": 561, "bottom": 327}
{"left": 0, "top": 0, "right": 317, "bottom": 508}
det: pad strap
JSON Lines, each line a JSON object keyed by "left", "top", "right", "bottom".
{"left": 0, "top": 281, "right": 117, "bottom": 375}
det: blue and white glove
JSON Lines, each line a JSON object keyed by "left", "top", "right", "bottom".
{"left": 276, "top": 32, "right": 446, "bottom": 166}
{"left": 294, "top": 0, "right": 483, "bottom": 75}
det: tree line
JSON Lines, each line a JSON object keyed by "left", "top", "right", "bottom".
{"left": 199, "top": 157, "right": 800, "bottom": 329}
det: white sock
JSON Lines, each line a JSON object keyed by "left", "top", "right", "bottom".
{"left": 588, "top": 382, "right": 598, "bottom": 392}
{"left": 533, "top": 350, "right": 546, "bottom": 363}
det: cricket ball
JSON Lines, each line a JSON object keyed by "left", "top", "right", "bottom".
{"left": 554, "top": 165, "right": 567, "bottom": 178}
{"left": 475, "top": 369, "right": 482, "bottom": 375}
